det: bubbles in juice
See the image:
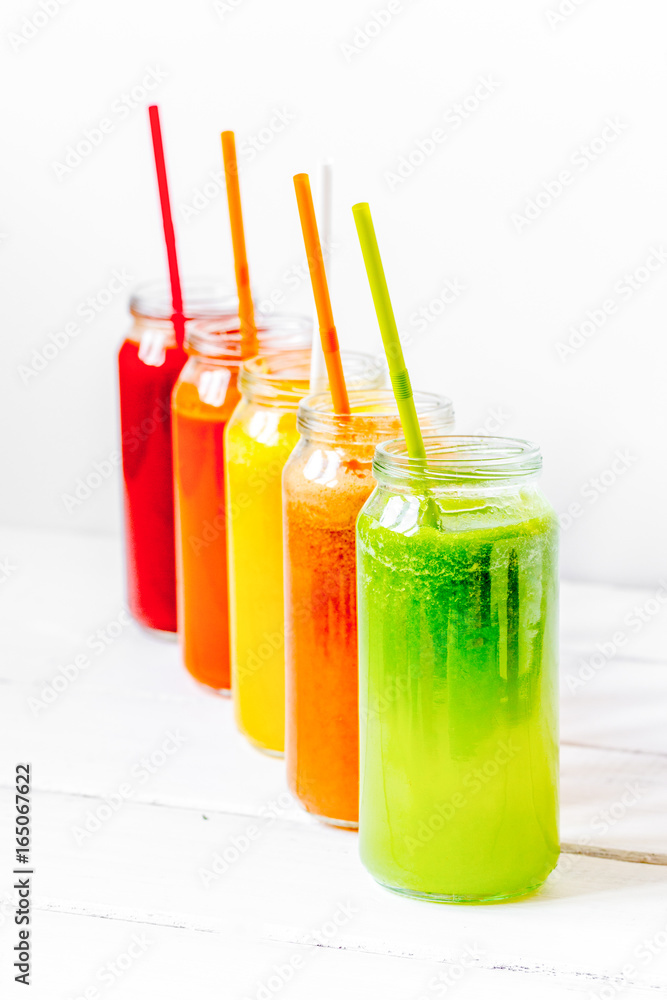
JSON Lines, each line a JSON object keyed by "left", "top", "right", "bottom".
{"left": 225, "top": 406, "right": 301, "bottom": 754}
{"left": 284, "top": 449, "right": 375, "bottom": 825}
{"left": 357, "top": 491, "right": 559, "bottom": 901}
{"left": 172, "top": 375, "right": 240, "bottom": 689}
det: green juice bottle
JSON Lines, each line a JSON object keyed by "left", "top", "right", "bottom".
{"left": 356, "top": 435, "right": 559, "bottom": 903}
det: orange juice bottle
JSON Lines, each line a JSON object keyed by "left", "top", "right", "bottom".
{"left": 283, "top": 389, "right": 454, "bottom": 824}
{"left": 172, "top": 314, "right": 311, "bottom": 692}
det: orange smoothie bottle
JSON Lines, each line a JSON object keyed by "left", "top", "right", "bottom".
{"left": 283, "top": 389, "right": 454, "bottom": 825}
{"left": 172, "top": 314, "right": 311, "bottom": 692}
{"left": 225, "top": 352, "right": 385, "bottom": 754}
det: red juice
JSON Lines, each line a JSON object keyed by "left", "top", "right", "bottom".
{"left": 118, "top": 284, "right": 235, "bottom": 634}
{"left": 118, "top": 336, "right": 185, "bottom": 633}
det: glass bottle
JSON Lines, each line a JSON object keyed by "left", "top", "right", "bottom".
{"left": 225, "top": 350, "right": 384, "bottom": 755}
{"left": 118, "top": 281, "right": 235, "bottom": 635}
{"left": 283, "top": 389, "right": 455, "bottom": 827}
{"left": 172, "top": 315, "right": 311, "bottom": 691}
{"left": 357, "top": 435, "right": 559, "bottom": 902}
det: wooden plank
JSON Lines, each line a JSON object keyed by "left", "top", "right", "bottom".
{"left": 1, "top": 909, "right": 664, "bottom": 1000}
{"left": 1, "top": 670, "right": 665, "bottom": 855}
{"left": 560, "top": 745, "right": 667, "bottom": 856}
{"left": 1, "top": 789, "right": 666, "bottom": 988}
{"left": 1, "top": 527, "right": 667, "bottom": 994}
{"left": 561, "top": 654, "right": 667, "bottom": 756}
{"left": 560, "top": 580, "right": 667, "bottom": 665}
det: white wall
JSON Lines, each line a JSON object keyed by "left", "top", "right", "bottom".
{"left": 1, "top": 0, "right": 665, "bottom": 586}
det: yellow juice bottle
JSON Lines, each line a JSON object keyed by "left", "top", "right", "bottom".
{"left": 225, "top": 348, "right": 383, "bottom": 755}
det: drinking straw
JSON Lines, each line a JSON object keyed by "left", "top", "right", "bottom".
{"left": 309, "top": 162, "right": 332, "bottom": 393}
{"left": 294, "top": 173, "right": 350, "bottom": 414}
{"left": 221, "top": 130, "right": 258, "bottom": 358}
{"left": 352, "top": 203, "right": 425, "bottom": 459}
{"left": 148, "top": 105, "right": 185, "bottom": 349}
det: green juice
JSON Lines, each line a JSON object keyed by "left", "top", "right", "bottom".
{"left": 357, "top": 481, "right": 559, "bottom": 902}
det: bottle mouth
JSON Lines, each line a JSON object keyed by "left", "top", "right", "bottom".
{"left": 374, "top": 435, "right": 542, "bottom": 487}
{"left": 186, "top": 313, "right": 312, "bottom": 361}
{"left": 239, "top": 350, "right": 386, "bottom": 408}
{"left": 297, "top": 389, "right": 454, "bottom": 443}
{"left": 129, "top": 279, "right": 238, "bottom": 321}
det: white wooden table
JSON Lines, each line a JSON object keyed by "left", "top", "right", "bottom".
{"left": 0, "top": 526, "right": 666, "bottom": 999}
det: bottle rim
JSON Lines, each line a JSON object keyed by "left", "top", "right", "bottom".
{"left": 129, "top": 279, "right": 238, "bottom": 321}
{"left": 186, "top": 313, "right": 312, "bottom": 361}
{"left": 239, "top": 350, "right": 385, "bottom": 409}
{"left": 297, "top": 389, "right": 454, "bottom": 442}
{"left": 373, "top": 435, "right": 542, "bottom": 486}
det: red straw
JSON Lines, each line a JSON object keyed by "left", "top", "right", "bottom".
{"left": 148, "top": 105, "right": 185, "bottom": 349}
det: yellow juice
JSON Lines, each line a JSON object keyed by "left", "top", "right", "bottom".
{"left": 225, "top": 349, "right": 383, "bottom": 755}
{"left": 225, "top": 404, "right": 301, "bottom": 753}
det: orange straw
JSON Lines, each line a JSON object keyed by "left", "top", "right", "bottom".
{"left": 293, "top": 173, "right": 349, "bottom": 414}
{"left": 221, "top": 131, "right": 257, "bottom": 358}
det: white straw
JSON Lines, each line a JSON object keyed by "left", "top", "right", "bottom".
{"left": 309, "top": 161, "right": 332, "bottom": 393}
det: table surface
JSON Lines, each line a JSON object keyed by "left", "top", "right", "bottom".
{"left": 0, "top": 526, "right": 666, "bottom": 1000}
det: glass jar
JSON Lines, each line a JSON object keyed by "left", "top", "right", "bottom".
{"left": 172, "top": 315, "right": 312, "bottom": 693}
{"left": 225, "top": 350, "right": 385, "bottom": 756}
{"left": 283, "top": 389, "right": 455, "bottom": 828}
{"left": 118, "top": 281, "right": 236, "bottom": 635}
{"left": 357, "top": 436, "right": 559, "bottom": 903}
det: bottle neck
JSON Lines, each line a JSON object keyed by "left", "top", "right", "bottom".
{"left": 297, "top": 389, "right": 454, "bottom": 448}
{"left": 240, "top": 351, "right": 386, "bottom": 412}
{"left": 373, "top": 436, "right": 543, "bottom": 497}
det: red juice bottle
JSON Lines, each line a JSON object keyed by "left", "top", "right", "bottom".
{"left": 118, "top": 282, "right": 235, "bottom": 635}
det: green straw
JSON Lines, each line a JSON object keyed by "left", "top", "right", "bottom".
{"left": 352, "top": 202, "right": 426, "bottom": 460}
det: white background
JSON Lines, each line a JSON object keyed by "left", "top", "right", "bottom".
{"left": 1, "top": 0, "right": 665, "bottom": 586}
